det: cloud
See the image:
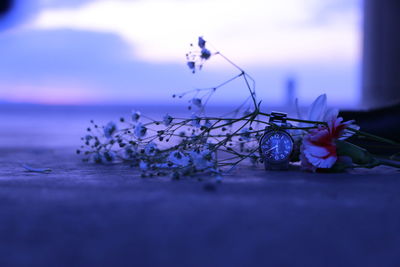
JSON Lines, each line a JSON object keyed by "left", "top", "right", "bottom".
{"left": 40, "top": 0, "right": 98, "bottom": 8}
{"left": 31, "top": 0, "right": 361, "bottom": 65}
{"left": 0, "top": 28, "right": 358, "bottom": 105}
{"left": 0, "top": 0, "right": 361, "bottom": 105}
{"left": 0, "top": 28, "right": 235, "bottom": 104}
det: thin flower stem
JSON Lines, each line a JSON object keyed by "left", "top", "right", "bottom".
{"left": 220, "top": 96, "right": 252, "bottom": 118}
{"left": 215, "top": 51, "right": 257, "bottom": 108}
{"left": 223, "top": 147, "right": 259, "bottom": 172}
{"left": 216, "top": 52, "right": 244, "bottom": 73}
{"left": 347, "top": 128, "right": 400, "bottom": 146}
{"left": 242, "top": 73, "right": 257, "bottom": 109}
{"left": 212, "top": 113, "right": 254, "bottom": 129}
{"left": 178, "top": 72, "right": 243, "bottom": 97}
{"left": 214, "top": 118, "right": 251, "bottom": 149}
{"left": 376, "top": 156, "right": 400, "bottom": 167}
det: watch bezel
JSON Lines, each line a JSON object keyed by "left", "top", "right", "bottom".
{"left": 259, "top": 128, "right": 294, "bottom": 164}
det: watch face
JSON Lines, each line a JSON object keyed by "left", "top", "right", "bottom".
{"left": 260, "top": 130, "right": 293, "bottom": 163}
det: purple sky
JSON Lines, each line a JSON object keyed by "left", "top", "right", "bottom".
{"left": 0, "top": 0, "right": 361, "bottom": 107}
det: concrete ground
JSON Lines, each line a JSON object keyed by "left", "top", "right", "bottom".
{"left": 1, "top": 146, "right": 400, "bottom": 267}
{"left": 1, "top": 105, "right": 400, "bottom": 267}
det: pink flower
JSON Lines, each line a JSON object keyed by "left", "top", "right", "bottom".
{"left": 301, "top": 114, "right": 353, "bottom": 171}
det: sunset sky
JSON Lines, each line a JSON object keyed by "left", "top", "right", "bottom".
{"left": 0, "top": 0, "right": 361, "bottom": 106}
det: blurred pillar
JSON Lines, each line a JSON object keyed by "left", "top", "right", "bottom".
{"left": 0, "top": 0, "right": 13, "bottom": 17}
{"left": 285, "top": 77, "right": 296, "bottom": 106}
{"left": 362, "top": 0, "right": 400, "bottom": 109}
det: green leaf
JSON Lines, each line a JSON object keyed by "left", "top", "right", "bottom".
{"left": 335, "top": 140, "right": 376, "bottom": 165}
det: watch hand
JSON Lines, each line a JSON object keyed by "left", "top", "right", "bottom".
{"left": 266, "top": 146, "right": 278, "bottom": 153}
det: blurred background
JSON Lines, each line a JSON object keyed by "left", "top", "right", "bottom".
{"left": 0, "top": 0, "right": 362, "bottom": 108}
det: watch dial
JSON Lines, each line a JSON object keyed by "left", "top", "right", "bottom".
{"left": 261, "top": 131, "right": 293, "bottom": 162}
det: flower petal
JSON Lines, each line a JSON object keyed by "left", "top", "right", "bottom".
{"left": 339, "top": 123, "right": 360, "bottom": 140}
{"left": 323, "top": 107, "right": 339, "bottom": 122}
{"left": 307, "top": 94, "right": 327, "bottom": 122}
{"left": 304, "top": 144, "right": 331, "bottom": 158}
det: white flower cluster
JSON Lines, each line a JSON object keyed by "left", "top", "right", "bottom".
{"left": 79, "top": 37, "right": 277, "bottom": 180}
{"left": 186, "top": 37, "right": 213, "bottom": 73}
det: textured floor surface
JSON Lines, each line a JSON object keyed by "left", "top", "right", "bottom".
{"left": 1, "top": 146, "right": 400, "bottom": 267}
{"left": 1, "top": 105, "right": 400, "bottom": 267}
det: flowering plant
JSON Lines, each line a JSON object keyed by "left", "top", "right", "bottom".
{"left": 78, "top": 37, "right": 400, "bottom": 179}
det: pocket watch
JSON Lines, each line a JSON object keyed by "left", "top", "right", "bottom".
{"left": 259, "top": 112, "right": 294, "bottom": 170}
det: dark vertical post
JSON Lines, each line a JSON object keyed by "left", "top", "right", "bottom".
{"left": 0, "top": 0, "right": 13, "bottom": 18}
{"left": 362, "top": 0, "right": 400, "bottom": 108}
{"left": 285, "top": 77, "right": 296, "bottom": 107}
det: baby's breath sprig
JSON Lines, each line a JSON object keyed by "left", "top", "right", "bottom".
{"left": 183, "top": 37, "right": 258, "bottom": 114}
{"left": 79, "top": 37, "right": 336, "bottom": 180}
